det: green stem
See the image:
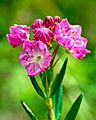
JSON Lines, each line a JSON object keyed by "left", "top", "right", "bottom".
{"left": 45, "top": 76, "right": 55, "bottom": 120}
{"left": 51, "top": 44, "right": 60, "bottom": 65}
{"left": 53, "top": 53, "right": 64, "bottom": 67}
{"left": 47, "top": 98, "right": 55, "bottom": 120}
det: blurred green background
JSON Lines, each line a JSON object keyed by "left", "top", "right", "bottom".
{"left": 0, "top": 0, "right": 96, "bottom": 120}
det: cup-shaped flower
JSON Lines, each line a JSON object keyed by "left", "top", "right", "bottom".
{"left": 54, "top": 19, "right": 82, "bottom": 48}
{"left": 33, "top": 27, "right": 53, "bottom": 44}
{"left": 54, "top": 19, "right": 90, "bottom": 59}
{"left": 6, "top": 24, "right": 30, "bottom": 47}
{"left": 19, "top": 40, "right": 51, "bottom": 76}
{"left": 32, "top": 19, "right": 43, "bottom": 31}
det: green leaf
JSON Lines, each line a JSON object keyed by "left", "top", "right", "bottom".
{"left": 50, "top": 58, "right": 68, "bottom": 97}
{"left": 46, "top": 67, "right": 53, "bottom": 86}
{"left": 55, "top": 85, "right": 63, "bottom": 120}
{"left": 21, "top": 101, "right": 38, "bottom": 120}
{"left": 41, "top": 71, "right": 46, "bottom": 89}
{"left": 30, "top": 76, "right": 46, "bottom": 98}
{"left": 64, "top": 93, "right": 83, "bottom": 120}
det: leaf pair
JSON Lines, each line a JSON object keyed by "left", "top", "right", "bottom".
{"left": 50, "top": 58, "right": 83, "bottom": 120}
{"left": 29, "top": 64, "right": 53, "bottom": 98}
{"left": 29, "top": 57, "right": 68, "bottom": 98}
{"left": 51, "top": 58, "right": 68, "bottom": 120}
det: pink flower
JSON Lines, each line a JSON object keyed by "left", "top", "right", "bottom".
{"left": 33, "top": 27, "right": 53, "bottom": 44}
{"left": 43, "top": 16, "right": 54, "bottom": 28}
{"left": 19, "top": 40, "right": 51, "bottom": 76}
{"left": 32, "top": 19, "right": 43, "bottom": 31}
{"left": 54, "top": 18, "right": 90, "bottom": 59}
{"left": 54, "top": 19, "right": 82, "bottom": 48}
{"left": 6, "top": 24, "right": 30, "bottom": 47}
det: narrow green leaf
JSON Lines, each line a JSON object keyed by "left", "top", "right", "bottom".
{"left": 30, "top": 76, "right": 46, "bottom": 98}
{"left": 50, "top": 58, "right": 68, "bottom": 97}
{"left": 64, "top": 93, "right": 83, "bottom": 120}
{"left": 47, "top": 67, "right": 53, "bottom": 86}
{"left": 55, "top": 85, "right": 63, "bottom": 120}
{"left": 41, "top": 71, "right": 46, "bottom": 89}
{"left": 21, "top": 101, "right": 38, "bottom": 120}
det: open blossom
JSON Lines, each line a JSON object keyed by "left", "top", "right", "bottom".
{"left": 54, "top": 18, "right": 90, "bottom": 59}
{"left": 54, "top": 18, "right": 82, "bottom": 49}
{"left": 33, "top": 27, "right": 53, "bottom": 44}
{"left": 6, "top": 24, "right": 30, "bottom": 47}
{"left": 19, "top": 40, "right": 51, "bottom": 76}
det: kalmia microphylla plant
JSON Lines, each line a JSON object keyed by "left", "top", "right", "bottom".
{"left": 6, "top": 16, "right": 90, "bottom": 120}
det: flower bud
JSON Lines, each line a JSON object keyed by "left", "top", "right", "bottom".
{"left": 33, "top": 27, "right": 53, "bottom": 44}
{"left": 32, "top": 19, "right": 43, "bottom": 31}
{"left": 43, "top": 16, "right": 54, "bottom": 28}
{"left": 53, "top": 16, "right": 61, "bottom": 23}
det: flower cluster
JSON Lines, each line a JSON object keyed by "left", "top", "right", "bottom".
{"left": 32, "top": 16, "right": 61, "bottom": 44}
{"left": 6, "top": 16, "right": 90, "bottom": 76}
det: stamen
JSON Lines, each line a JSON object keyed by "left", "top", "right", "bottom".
{"left": 69, "top": 31, "right": 76, "bottom": 38}
{"left": 28, "top": 59, "right": 34, "bottom": 64}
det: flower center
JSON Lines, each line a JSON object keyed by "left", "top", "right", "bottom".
{"left": 36, "top": 55, "right": 42, "bottom": 61}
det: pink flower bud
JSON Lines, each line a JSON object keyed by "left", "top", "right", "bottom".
{"left": 53, "top": 16, "right": 61, "bottom": 23}
{"left": 43, "top": 16, "right": 54, "bottom": 28}
{"left": 32, "top": 19, "right": 43, "bottom": 31}
{"left": 33, "top": 27, "right": 53, "bottom": 44}
{"left": 19, "top": 40, "right": 51, "bottom": 76}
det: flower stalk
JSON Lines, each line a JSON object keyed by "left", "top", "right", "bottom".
{"left": 6, "top": 15, "right": 90, "bottom": 120}
{"left": 47, "top": 98, "right": 55, "bottom": 120}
